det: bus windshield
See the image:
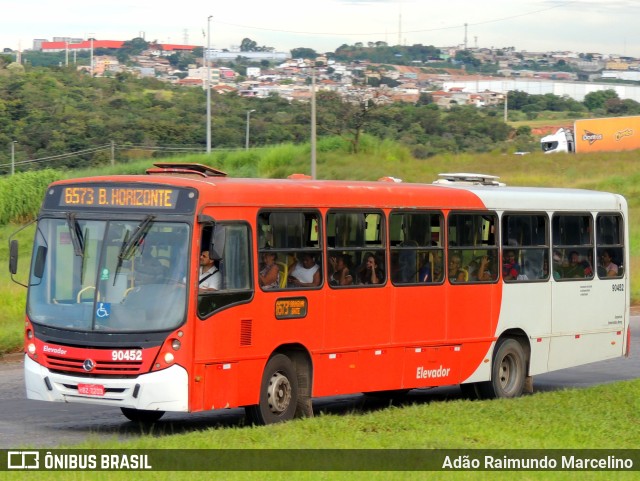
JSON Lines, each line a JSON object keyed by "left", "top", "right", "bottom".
{"left": 27, "top": 218, "right": 190, "bottom": 332}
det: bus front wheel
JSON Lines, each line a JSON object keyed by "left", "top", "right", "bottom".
{"left": 120, "top": 407, "right": 165, "bottom": 423}
{"left": 246, "top": 354, "right": 298, "bottom": 425}
{"left": 477, "top": 338, "right": 526, "bottom": 399}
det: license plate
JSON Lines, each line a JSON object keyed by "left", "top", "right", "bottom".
{"left": 77, "top": 383, "right": 105, "bottom": 396}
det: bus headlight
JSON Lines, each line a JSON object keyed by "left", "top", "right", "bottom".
{"left": 164, "top": 352, "right": 175, "bottom": 364}
{"left": 27, "top": 343, "right": 36, "bottom": 355}
{"left": 171, "top": 339, "right": 181, "bottom": 351}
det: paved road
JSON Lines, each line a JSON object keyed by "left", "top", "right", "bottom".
{"left": 1, "top": 316, "right": 638, "bottom": 449}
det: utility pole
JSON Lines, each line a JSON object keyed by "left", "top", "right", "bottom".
{"left": 10, "top": 141, "right": 17, "bottom": 176}
{"left": 245, "top": 110, "right": 256, "bottom": 150}
{"left": 310, "top": 65, "right": 317, "bottom": 179}
{"left": 206, "top": 16, "right": 212, "bottom": 154}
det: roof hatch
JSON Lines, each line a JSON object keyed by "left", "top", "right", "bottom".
{"left": 433, "top": 172, "right": 505, "bottom": 186}
{"left": 146, "top": 162, "right": 228, "bottom": 178}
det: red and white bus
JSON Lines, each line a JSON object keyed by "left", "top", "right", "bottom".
{"left": 10, "top": 165, "right": 630, "bottom": 424}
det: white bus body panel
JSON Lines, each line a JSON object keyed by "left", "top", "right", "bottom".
{"left": 459, "top": 186, "right": 629, "bottom": 381}
{"left": 24, "top": 355, "right": 189, "bottom": 412}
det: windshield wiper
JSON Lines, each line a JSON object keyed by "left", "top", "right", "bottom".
{"left": 118, "top": 215, "right": 156, "bottom": 261}
{"left": 66, "top": 213, "right": 84, "bottom": 257}
{"left": 114, "top": 215, "right": 155, "bottom": 283}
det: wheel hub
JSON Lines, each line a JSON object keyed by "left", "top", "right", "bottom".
{"left": 267, "top": 372, "right": 292, "bottom": 415}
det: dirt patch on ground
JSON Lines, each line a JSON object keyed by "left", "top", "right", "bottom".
{"left": 531, "top": 125, "right": 571, "bottom": 136}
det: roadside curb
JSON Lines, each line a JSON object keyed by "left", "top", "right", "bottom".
{"left": 0, "top": 352, "right": 23, "bottom": 364}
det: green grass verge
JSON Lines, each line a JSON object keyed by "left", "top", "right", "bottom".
{"left": 2, "top": 379, "right": 639, "bottom": 480}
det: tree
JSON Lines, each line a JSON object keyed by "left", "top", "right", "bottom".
{"left": 116, "top": 37, "right": 149, "bottom": 63}
{"left": 583, "top": 89, "right": 619, "bottom": 111}
{"left": 240, "top": 38, "right": 258, "bottom": 52}
{"left": 290, "top": 48, "right": 318, "bottom": 59}
{"left": 316, "top": 90, "right": 377, "bottom": 153}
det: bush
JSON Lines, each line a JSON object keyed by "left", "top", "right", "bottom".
{"left": 0, "top": 170, "right": 63, "bottom": 224}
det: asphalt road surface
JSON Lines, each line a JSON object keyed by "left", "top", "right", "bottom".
{"left": 1, "top": 316, "right": 638, "bottom": 449}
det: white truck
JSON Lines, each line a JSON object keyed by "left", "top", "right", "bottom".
{"left": 541, "top": 115, "right": 640, "bottom": 154}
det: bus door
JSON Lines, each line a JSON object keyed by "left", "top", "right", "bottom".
{"left": 193, "top": 220, "right": 257, "bottom": 411}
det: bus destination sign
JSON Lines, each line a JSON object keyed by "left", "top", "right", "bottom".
{"left": 60, "top": 186, "right": 179, "bottom": 209}
{"left": 43, "top": 183, "right": 200, "bottom": 214}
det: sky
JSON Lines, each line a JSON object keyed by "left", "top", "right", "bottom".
{"left": 3, "top": 0, "right": 640, "bottom": 58}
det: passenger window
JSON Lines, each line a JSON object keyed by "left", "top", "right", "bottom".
{"left": 198, "top": 223, "right": 252, "bottom": 318}
{"left": 596, "top": 214, "right": 624, "bottom": 279}
{"left": 390, "top": 211, "right": 444, "bottom": 284}
{"left": 448, "top": 212, "right": 498, "bottom": 283}
{"left": 502, "top": 214, "right": 549, "bottom": 282}
{"left": 326, "top": 211, "right": 385, "bottom": 287}
{"left": 552, "top": 214, "right": 594, "bottom": 280}
{"left": 257, "top": 211, "right": 322, "bottom": 290}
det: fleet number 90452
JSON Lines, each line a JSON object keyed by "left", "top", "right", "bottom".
{"left": 112, "top": 349, "right": 142, "bottom": 361}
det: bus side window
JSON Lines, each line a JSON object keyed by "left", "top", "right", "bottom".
{"left": 327, "top": 210, "right": 385, "bottom": 287}
{"left": 448, "top": 212, "right": 498, "bottom": 283}
{"left": 390, "top": 211, "right": 444, "bottom": 285}
{"left": 258, "top": 210, "right": 322, "bottom": 290}
{"left": 502, "top": 214, "right": 549, "bottom": 282}
{"left": 552, "top": 214, "right": 594, "bottom": 281}
{"left": 596, "top": 214, "right": 624, "bottom": 279}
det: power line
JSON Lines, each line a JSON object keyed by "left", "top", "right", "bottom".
{"left": 215, "top": 2, "right": 576, "bottom": 37}
{"left": 0, "top": 143, "right": 255, "bottom": 172}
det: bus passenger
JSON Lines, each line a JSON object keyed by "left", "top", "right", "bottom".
{"left": 358, "top": 252, "right": 384, "bottom": 284}
{"left": 329, "top": 254, "right": 353, "bottom": 286}
{"left": 476, "top": 255, "right": 495, "bottom": 281}
{"left": 289, "top": 252, "right": 321, "bottom": 287}
{"left": 418, "top": 258, "right": 431, "bottom": 282}
{"left": 199, "top": 249, "right": 221, "bottom": 291}
{"left": 562, "top": 251, "right": 588, "bottom": 278}
{"left": 502, "top": 250, "right": 521, "bottom": 280}
{"left": 258, "top": 251, "right": 280, "bottom": 289}
{"left": 448, "top": 253, "right": 467, "bottom": 282}
{"left": 599, "top": 249, "right": 619, "bottom": 277}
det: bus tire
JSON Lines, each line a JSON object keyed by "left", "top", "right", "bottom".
{"left": 477, "top": 338, "right": 526, "bottom": 399}
{"left": 246, "top": 354, "right": 299, "bottom": 425}
{"left": 120, "top": 407, "right": 165, "bottom": 423}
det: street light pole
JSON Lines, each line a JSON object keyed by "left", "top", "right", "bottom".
{"left": 245, "top": 109, "right": 256, "bottom": 150}
{"left": 89, "top": 35, "right": 94, "bottom": 77}
{"left": 206, "top": 16, "right": 212, "bottom": 154}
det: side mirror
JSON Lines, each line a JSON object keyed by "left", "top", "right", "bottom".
{"left": 210, "top": 225, "right": 226, "bottom": 261}
{"left": 33, "top": 245, "right": 47, "bottom": 279}
{"left": 9, "top": 240, "right": 18, "bottom": 275}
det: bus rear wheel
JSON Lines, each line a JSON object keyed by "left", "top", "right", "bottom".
{"left": 246, "top": 354, "right": 298, "bottom": 425}
{"left": 477, "top": 338, "right": 526, "bottom": 399}
{"left": 120, "top": 407, "right": 165, "bottom": 423}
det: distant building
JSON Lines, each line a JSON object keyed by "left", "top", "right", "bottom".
{"left": 208, "top": 50, "right": 288, "bottom": 62}
{"left": 38, "top": 39, "right": 196, "bottom": 54}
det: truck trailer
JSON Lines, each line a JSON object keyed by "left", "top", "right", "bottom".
{"left": 541, "top": 115, "right": 640, "bottom": 154}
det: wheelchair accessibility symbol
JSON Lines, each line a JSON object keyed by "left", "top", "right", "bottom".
{"left": 96, "top": 302, "right": 111, "bottom": 318}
